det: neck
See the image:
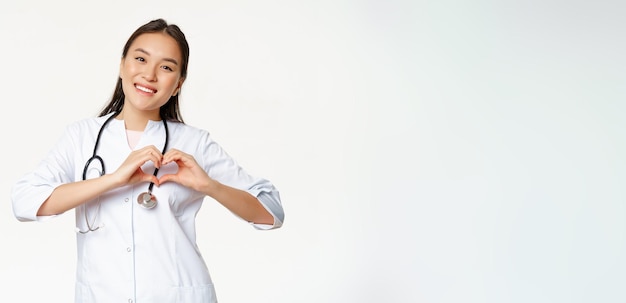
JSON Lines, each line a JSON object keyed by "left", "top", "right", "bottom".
{"left": 116, "top": 108, "right": 160, "bottom": 131}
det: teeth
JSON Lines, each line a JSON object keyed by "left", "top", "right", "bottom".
{"left": 136, "top": 85, "right": 155, "bottom": 93}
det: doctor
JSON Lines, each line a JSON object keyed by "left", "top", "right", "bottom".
{"left": 11, "top": 18, "right": 284, "bottom": 303}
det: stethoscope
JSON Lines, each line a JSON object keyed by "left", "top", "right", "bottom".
{"left": 78, "top": 112, "right": 169, "bottom": 233}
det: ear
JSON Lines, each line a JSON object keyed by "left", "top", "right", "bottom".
{"left": 173, "top": 78, "right": 185, "bottom": 96}
{"left": 119, "top": 58, "right": 125, "bottom": 79}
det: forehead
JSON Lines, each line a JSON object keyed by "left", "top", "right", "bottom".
{"left": 128, "top": 32, "right": 182, "bottom": 61}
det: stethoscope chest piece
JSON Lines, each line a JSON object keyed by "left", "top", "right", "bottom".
{"left": 138, "top": 192, "right": 157, "bottom": 209}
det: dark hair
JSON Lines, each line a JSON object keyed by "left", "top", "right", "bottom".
{"left": 99, "top": 18, "right": 189, "bottom": 122}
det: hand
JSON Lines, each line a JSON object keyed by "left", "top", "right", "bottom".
{"left": 111, "top": 145, "right": 163, "bottom": 187}
{"left": 159, "top": 148, "right": 213, "bottom": 192}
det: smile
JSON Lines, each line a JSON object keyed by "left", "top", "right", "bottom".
{"left": 135, "top": 84, "right": 157, "bottom": 94}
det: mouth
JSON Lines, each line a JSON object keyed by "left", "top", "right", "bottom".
{"left": 135, "top": 84, "right": 157, "bottom": 94}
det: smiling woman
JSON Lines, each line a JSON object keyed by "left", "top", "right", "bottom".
{"left": 119, "top": 32, "right": 184, "bottom": 126}
{"left": 10, "top": 18, "right": 284, "bottom": 303}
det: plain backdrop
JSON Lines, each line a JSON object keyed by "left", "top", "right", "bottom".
{"left": 1, "top": 1, "right": 625, "bottom": 302}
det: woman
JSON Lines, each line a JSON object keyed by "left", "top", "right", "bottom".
{"left": 11, "top": 18, "right": 284, "bottom": 303}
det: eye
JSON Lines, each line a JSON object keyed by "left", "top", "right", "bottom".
{"left": 161, "top": 65, "right": 174, "bottom": 72}
{"left": 135, "top": 57, "right": 145, "bottom": 62}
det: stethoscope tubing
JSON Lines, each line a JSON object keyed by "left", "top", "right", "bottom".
{"left": 78, "top": 112, "right": 169, "bottom": 233}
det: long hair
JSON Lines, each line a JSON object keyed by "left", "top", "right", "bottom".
{"left": 99, "top": 18, "right": 189, "bottom": 122}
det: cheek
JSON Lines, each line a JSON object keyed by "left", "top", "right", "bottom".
{"left": 120, "top": 61, "right": 141, "bottom": 79}
{"left": 120, "top": 68, "right": 137, "bottom": 94}
{"left": 120, "top": 66, "right": 129, "bottom": 80}
{"left": 162, "top": 76, "right": 181, "bottom": 93}
{"left": 120, "top": 66, "right": 142, "bottom": 92}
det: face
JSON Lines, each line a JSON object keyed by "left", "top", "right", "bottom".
{"left": 119, "top": 32, "right": 184, "bottom": 116}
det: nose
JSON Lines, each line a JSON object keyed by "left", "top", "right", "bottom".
{"left": 142, "top": 65, "right": 157, "bottom": 82}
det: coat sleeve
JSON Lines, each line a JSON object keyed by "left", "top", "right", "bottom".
{"left": 199, "top": 130, "right": 284, "bottom": 230}
{"left": 11, "top": 124, "right": 79, "bottom": 222}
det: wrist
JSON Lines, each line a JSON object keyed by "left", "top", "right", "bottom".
{"left": 102, "top": 173, "right": 124, "bottom": 190}
{"left": 202, "top": 178, "right": 221, "bottom": 198}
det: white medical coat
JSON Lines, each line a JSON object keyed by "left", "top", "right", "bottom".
{"left": 12, "top": 113, "right": 284, "bottom": 303}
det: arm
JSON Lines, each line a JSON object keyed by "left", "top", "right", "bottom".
{"left": 12, "top": 124, "right": 81, "bottom": 222}
{"left": 159, "top": 148, "right": 275, "bottom": 225}
{"left": 12, "top": 117, "right": 166, "bottom": 221}
{"left": 37, "top": 145, "right": 168, "bottom": 216}
{"left": 37, "top": 174, "right": 119, "bottom": 216}
{"left": 203, "top": 176, "right": 274, "bottom": 225}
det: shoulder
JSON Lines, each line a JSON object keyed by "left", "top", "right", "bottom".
{"left": 63, "top": 115, "right": 111, "bottom": 135}
{"left": 168, "top": 121, "right": 212, "bottom": 140}
{"left": 167, "top": 122, "right": 223, "bottom": 156}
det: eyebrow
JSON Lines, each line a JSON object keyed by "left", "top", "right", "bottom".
{"left": 133, "top": 48, "right": 179, "bottom": 65}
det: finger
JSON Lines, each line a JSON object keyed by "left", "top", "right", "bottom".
{"left": 162, "top": 148, "right": 178, "bottom": 157}
{"left": 147, "top": 174, "right": 160, "bottom": 186}
{"left": 158, "top": 173, "right": 177, "bottom": 185}
{"left": 145, "top": 149, "right": 163, "bottom": 168}
{"left": 134, "top": 167, "right": 159, "bottom": 182}
{"left": 164, "top": 148, "right": 179, "bottom": 155}
{"left": 138, "top": 145, "right": 162, "bottom": 155}
{"left": 162, "top": 149, "right": 186, "bottom": 165}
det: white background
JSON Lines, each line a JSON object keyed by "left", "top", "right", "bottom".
{"left": 1, "top": 0, "right": 625, "bottom": 302}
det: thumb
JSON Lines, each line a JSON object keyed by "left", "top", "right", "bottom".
{"left": 158, "top": 174, "right": 177, "bottom": 185}
{"left": 147, "top": 174, "right": 160, "bottom": 186}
